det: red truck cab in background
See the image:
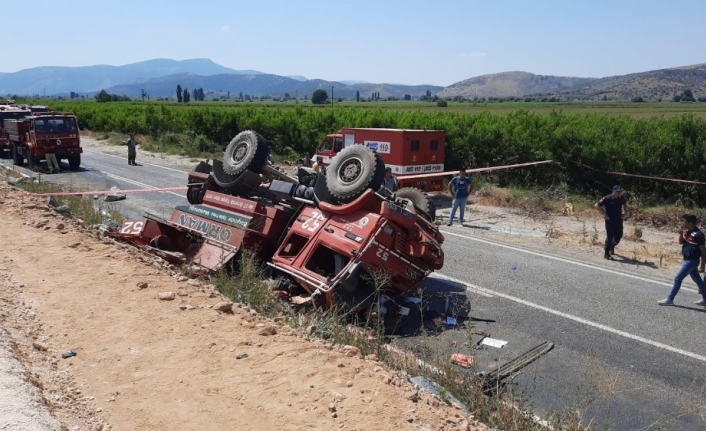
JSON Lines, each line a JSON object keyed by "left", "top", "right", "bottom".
{"left": 315, "top": 128, "right": 447, "bottom": 192}
{"left": 3, "top": 111, "right": 83, "bottom": 170}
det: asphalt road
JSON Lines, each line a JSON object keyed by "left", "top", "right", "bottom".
{"left": 3, "top": 149, "right": 705, "bottom": 430}
{"left": 414, "top": 230, "right": 706, "bottom": 430}
{"left": 0, "top": 149, "right": 189, "bottom": 220}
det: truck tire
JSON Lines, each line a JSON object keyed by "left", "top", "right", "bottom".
{"left": 396, "top": 187, "right": 436, "bottom": 220}
{"left": 325, "top": 145, "right": 384, "bottom": 204}
{"left": 222, "top": 130, "right": 268, "bottom": 176}
{"left": 187, "top": 185, "right": 205, "bottom": 204}
{"left": 11, "top": 144, "right": 23, "bottom": 166}
{"left": 68, "top": 156, "right": 81, "bottom": 170}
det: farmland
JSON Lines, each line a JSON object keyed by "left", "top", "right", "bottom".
{"left": 28, "top": 99, "right": 706, "bottom": 204}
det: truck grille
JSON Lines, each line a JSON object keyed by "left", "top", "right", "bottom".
{"left": 395, "top": 233, "right": 407, "bottom": 253}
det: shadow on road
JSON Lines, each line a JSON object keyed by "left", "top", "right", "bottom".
{"left": 672, "top": 305, "right": 706, "bottom": 313}
{"left": 612, "top": 254, "right": 659, "bottom": 269}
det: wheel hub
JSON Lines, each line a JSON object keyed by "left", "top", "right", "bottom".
{"left": 339, "top": 157, "right": 363, "bottom": 185}
{"left": 233, "top": 142, "right": 249, "bottom": 162}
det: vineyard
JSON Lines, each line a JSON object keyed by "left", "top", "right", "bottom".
{"left": 44, "top": 100, "right": 706, "bottom": 205}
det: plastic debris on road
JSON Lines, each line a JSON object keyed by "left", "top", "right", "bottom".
{"left": 480, "top": 337, "right": 508, "bottom": 348}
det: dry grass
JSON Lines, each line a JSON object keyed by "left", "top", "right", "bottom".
{"left": 210, "top": 251, "right": 595, "bottom": 430}
{"left": 475, "top": 184, "right": 595, "bottom": 219}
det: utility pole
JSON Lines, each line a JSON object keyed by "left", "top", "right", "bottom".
{"left": 331, "top": 84, "right": 334, "bottom": 107}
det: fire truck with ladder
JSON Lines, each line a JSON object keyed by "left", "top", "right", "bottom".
{"left": 3, "top": 111, "right": 83, "bottom": 170}
{"left": 111, "top": 130, "right": 445, "bottom": 310}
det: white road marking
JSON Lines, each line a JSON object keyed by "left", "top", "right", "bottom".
{"left": 441, "top": 230, "right": 700, "bottom": 294}
{"left": 83, "top": 149, "right": 190, "bottom": 174}
{"left": 104, "top": 172, "right": 185, "bottom": 198}
{"left": 429, "top": 273, "right": 494, "bottom": 297}
{"left": 463, "top": 280, "right": 706, "bottom": 363}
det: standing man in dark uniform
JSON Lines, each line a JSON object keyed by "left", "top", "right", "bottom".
{"left": 595, "top": 185, "right": 628, "bottom": 260}
{"left": 125, "top": 133, "right": 138, "bottom": 165}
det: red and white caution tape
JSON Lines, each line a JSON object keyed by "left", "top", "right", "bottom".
{"left": 400, "top": 160, "right": 554, "bottom": 181}
{"left": 10, "top": 186, "right": 188, "bottom": 198}
{"left": 605, "top": 171, "right": 706, "bottom": 186}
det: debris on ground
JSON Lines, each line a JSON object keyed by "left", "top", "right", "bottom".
{"left": 451, "top": 353, "right": 477, "bottom": 368}
{"left": 480, "top": 337, "right": 508, "bottom": 348}
{"left": 104, "top": 186, "right": 126, "bottom": 202}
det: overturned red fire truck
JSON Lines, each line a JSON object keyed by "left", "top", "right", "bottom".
{"left": 112, "top": 130, "right": 445, "bottom": 309}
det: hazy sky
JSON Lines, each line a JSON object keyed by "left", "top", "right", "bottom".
{"left": 1, "top": 0, "right": 703, "bottom": 86}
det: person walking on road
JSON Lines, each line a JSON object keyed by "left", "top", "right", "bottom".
{"left": 595, "top": 185, "right": 628, "bottom": 260}
{"left": 125, "top": 133, "right": 138, "bottom": 165}
{"left": 658, "top": 214, "right": 706, "bottom": 306}
{"left": 447, "top": 169, "right": 473, "bottom": 226}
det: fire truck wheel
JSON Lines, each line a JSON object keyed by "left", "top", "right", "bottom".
{"left": 11, "top": 144, "right": 23, "bottom": 166}
{"left": 187, "top": 185, "right": 205, "bottom": 204}
{"left": 395, "top": 187, "right": 436, "bottom": 221}
{"left": 325, "top": 145, "right": 384, "bottom": 203}
{"left": 222, "top": 130, "right": 269, "bottom": 176}
{"left": 68, "top": 156, "right": 81, "bottom": 170}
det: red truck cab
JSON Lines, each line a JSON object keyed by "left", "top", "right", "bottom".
{"left": 315, "top": 128, "right": 446, "bottom": 191}
{"left": 4, "top": 111, "right": 83, "bottom": 170}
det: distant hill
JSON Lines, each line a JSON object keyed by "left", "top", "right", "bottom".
{"left": 5, "top": 57, "right": 705, "bottom": 101}
{"left": 0, "top": 59, "right": 262, "bottom": 95}
{"left": 103, "top": 73, "right": 443, "bottom": 99}
{"left": 530, "top": 64, "right": 706, "bottom": 101}
{"left": 438, "top": 71, "right": 596, "bottom": 98}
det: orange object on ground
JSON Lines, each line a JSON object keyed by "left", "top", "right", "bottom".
{"left": 450, "top": 353, "right": 476, "bottom": 368}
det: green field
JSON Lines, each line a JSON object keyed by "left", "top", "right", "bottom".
{"left": 20, "top": 98, "right": 706, "bottom": 205}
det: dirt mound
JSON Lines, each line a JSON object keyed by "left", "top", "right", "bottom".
{"left": 0, "top": 182, "right": 486, "bottom": 431}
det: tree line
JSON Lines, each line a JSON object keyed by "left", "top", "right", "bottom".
{"left": 176, "top": 85, "right": 205, "bottom": 103}
{"left": 43, "top": 101, "right": 706, "bottom": 205}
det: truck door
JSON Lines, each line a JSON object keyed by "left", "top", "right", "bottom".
{"left": 343, "top": 133, "right": 354, "bottom": 149}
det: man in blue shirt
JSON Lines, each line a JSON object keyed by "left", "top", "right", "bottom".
{"left": 595, "top": 185, "right": 628, "bottom": 260}
{"left": 658, "top": 214, "right": 706, "bottom": 306}
{"left": 447, "top": 169, "right": 474, "bottom": 226}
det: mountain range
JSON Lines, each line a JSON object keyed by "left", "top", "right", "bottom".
{"left": 1, "top": 58, "right": 705, "bottom": 101}
{"left": 0, "top": 59, "right": 261, "bottom": 95}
